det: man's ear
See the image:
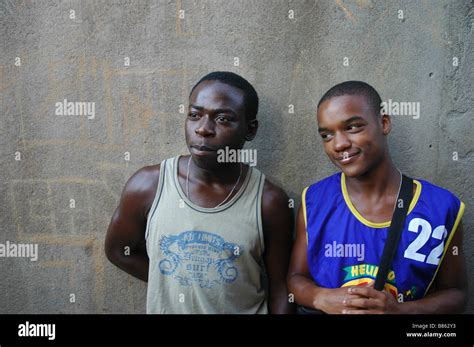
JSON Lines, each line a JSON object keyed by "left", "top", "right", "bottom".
{"left": 245, "top": 119, "right": 258, "bottom": 141}
{"left": 381, "top": 113, "right": 391, "bottom": 135}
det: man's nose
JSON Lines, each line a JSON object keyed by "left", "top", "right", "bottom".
{"left": 333, "top": 131, "right": 351, "bottom": 152}
{"left": 195, "top": 115, "right": 215, "bottom": 137}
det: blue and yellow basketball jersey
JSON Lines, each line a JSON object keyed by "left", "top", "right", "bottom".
{"left": 303, "top": 172, "right": 465, "bottom": 302}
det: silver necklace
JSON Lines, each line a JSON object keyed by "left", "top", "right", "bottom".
{"left": 185, "top": 156, "right": 243, "bottom": 208}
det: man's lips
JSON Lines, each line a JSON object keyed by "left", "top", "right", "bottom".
{"left": 335, "top": 151, "right": 361, "bottom": 164}
{"left": 190, "top": 145, "right": 218, "bottom": 157}
{"left": 190, "top": 145, "right": 217, "bottom": 152}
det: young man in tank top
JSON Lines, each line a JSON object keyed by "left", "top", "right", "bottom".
{"left": 288, "top": 81, "right": 467, "bottom": 313}
{"left": 105, "top": 71, "right": 294, "bottom": 314}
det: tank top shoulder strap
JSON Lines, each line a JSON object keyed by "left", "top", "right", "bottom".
{"left": 145, "top": 156, "right": 173, "bottom": 240}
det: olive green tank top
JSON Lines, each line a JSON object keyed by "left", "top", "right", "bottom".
{"left": 145, "top": 155, "right": 268, "bottom": 314}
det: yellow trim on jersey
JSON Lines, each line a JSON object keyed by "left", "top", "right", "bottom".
{"left": 302, "top": 186, "right": 309, "bottom": 244}
{"left": 424, "top": 201, "right": 465, "bottom": 296}
{"left": 341, "top": 173, "right": 422, "bottom": 229}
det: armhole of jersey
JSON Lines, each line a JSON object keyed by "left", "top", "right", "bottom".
{"left": 302, "top": 186, "right": 309, "bottom": 245}
{"left": 424, "top": 201, "right": 465, "bottom": 296}
{"left": 145, "top": 159, "right": 167, "bottom": 242}
{"left": 256, "top": 171, "right": 265, "bottom": 255}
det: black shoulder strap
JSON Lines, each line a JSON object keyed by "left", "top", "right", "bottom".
{"left": 374, "top": 174, "right": 414, "bottom": 291}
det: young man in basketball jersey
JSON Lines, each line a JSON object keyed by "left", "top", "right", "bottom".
{"left": 287, "top": 81, "right": 467, "bottom": 314}
{"left": 105, "top": 71, "right": 294, "bottom": 314}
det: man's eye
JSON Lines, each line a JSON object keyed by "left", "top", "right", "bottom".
{"left": 188, "top": 112, "right": 200, "bottom": 119}
{"left": 216, "top": 115, "right": 230, "bottom": 122}
{"left": 347, "top": 124, "right": 362, "bottom": 131}
{"left": 321, "top": 133, "right": 333, "bottom": 141}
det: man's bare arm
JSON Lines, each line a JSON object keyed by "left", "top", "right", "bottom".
{"left": 287, "top": 205, "right": 363, "bottom": 313}
{"left": 104, "top": 165, "right": 160, "bottom": 282}
{"left": 262, "top": 180, "right": 295, "bottom": 314}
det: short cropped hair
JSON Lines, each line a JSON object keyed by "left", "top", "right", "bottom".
{"left": 189, "top": 71, "right": 259, "bottom": 121}
{"left": 318, "top": 81, "right": 382, "bottom": 117}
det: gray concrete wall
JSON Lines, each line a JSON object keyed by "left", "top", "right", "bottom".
{"left": 1, "top": 0, "right": 472, "bottom": 313}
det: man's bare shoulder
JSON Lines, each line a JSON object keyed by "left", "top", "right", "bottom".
{"left": 261, "top": 177, "right": 293, "bottom": 235}
{"left": 124, "top": 164, "right": 161, "bottom": 195}
{"left": 119, "top": 164, "right": 161, "bottom": 219}
{"left": 261, "top": 178, "right": 290, "bottom": 212}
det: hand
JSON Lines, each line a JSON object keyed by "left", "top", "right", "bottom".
{"left": 341, "top": 286, "right": 401, "bottom": 314}
{"left": 315, "top": 286, "right": 364, "bottom": 314}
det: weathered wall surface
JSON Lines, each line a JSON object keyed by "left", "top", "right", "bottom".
{"left": 1, "top": 0, "right": 472, "bottom": 313}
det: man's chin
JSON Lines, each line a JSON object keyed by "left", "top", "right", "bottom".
{"left": 338, "top": 164, "right": 367, "bottom": 178}
{"left": 189, "top": 151, "right": 219, "bottom": 170}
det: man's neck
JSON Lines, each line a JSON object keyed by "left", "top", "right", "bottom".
{"left": 345, "top": 158, "right": 400, "bottom": 200}
{"left": 187, "top": 156, "right": 244, "bottom": 186}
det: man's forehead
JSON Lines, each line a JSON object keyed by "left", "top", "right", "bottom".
{"left": 322, "top": 94, "right": 370, "bottom": 110}
{"left": 190, "top": 81, "right": 245, "bottom": 106}
{"left": 318, "top": 95, "right": 372, "bottom": 121}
